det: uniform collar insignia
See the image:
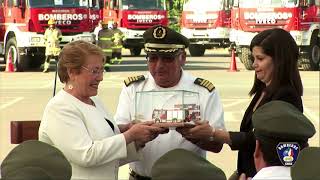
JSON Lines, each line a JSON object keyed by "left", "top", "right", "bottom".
{"left": 153, "top": 26, "right": 166, "bottom": 39}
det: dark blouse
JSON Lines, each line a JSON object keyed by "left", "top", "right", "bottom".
{"left": 229, "top": 85, "right": 303, "bottom": 177}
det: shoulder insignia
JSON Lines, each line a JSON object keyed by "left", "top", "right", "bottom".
{"left": 124, "top": 75, "right": 145, "bottom": 87}
{"left": 194, "top": 78, "right": 215, "bottom": 92}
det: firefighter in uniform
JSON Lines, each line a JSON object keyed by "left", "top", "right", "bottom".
{"left": 43, "top": 18, "right": 62, "bottom": 73}
{"left": 97, "top": 21, "right": 113, "bottom": 71}
{"left": 114, "top": 25, "right": 225, "bottom": 180}
{"left": 111, "top": 22, "right": 124, "bottom": 64}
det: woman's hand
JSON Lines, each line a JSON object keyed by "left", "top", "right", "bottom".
{"left": 178, "top": 120, "right": 214, "bottom": 140}
{"left": 123, "top": 122, "right": 166, "bottom": 145}
{"left": 177, "top": 121, "right": 223, "bottom": 152}
{"left": 238, "top": 173, "right": 252, "bottom": 180}
{"left": 118, "top": 123, "right": 133, "bottom": 133}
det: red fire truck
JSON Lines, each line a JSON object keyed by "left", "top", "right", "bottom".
{"left": 230, "top": 0, "right": 320, "bottom": 71}
{"left": 0, "top": 0, "right": 99, "bottom": 71}
{"left": 100, "top": 0, "right": 168, "bottom": 56}
{"left": 180, "top": 0, "right": 232, "bottom": 56}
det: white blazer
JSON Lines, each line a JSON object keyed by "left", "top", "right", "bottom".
{"left": 39, "top": 90, "right": 140, "bottom": 180}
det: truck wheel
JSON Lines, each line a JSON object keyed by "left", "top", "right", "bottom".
{"left": 240, "top": 47, "right": 254, "bottom": 70}
{"left": 130, "top": 48, "right": 141, "bottom": 56}
{"left": 301, "top": 33, "right": 320, "bottom": 71}
{"left": 5, "top": 38, "right": 29, "bottom": 72}
{"left": 189, "top": 45, "right": 205, "bottom": 56}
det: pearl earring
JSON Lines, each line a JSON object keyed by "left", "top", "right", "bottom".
{"left": 68, "top": 84, "right": 73, "bottom": 90}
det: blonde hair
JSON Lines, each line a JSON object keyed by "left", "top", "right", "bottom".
{"left": 58, "top": 40, "right": 105, "bottom": 83}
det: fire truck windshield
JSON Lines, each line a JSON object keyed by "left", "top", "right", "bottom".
{"left": 121, "top": 0, "right": 165, "bottom": 10}
{"left": 29, "top": 0, "right": 91, "bottom": 7}
{"left": 239, "top": 0, "right": 297, "bottom": 8}
{"left": 183, "top": 0, "right": 224, "bottom": 11}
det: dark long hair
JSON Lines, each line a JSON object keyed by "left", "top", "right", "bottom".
{"left": 249, "top": 28, "right": 303, "bottom": 97}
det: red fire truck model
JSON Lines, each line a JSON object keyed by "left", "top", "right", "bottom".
{"left": 180, "top": 0, "right": 232, "bottom": 56}
{"left": 100, "top": 0, "right": 168, "bottom": 56}
{"left": 230, "top": 0, "right": 320, "bottom": 71}
{"left": 0, "top": 0, "right": 100, "bottom": 71}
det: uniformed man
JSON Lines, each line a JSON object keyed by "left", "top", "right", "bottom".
{"left": 239, "top": 101, "right": 316, "bottom": 180}
{"left": 151, "top": 149, "right": 226, "bottom": 180}
{"left": 290, "top": 147, "right": 320, "bottom": 180}
{"left": 43, "top": 18, "right": 62, "bottom": 73}
{"left": 110, "top": 22, "right": 124, "bottom": 64}
{"left": 0, "top": 140, "right": 71, "bottom": 180}
{"left": 114, "top": 25, "right": 225, "bottom": 180}
{"left": 97, "top": 20, "right": 113, "bottom": 71}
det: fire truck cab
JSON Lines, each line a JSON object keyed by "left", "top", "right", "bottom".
{"left": 180, "top": 0, "right": 232, "bottom": 56}
{"left": 230, "top": 0, "right": 320, "bottom": 71}
{"left": 100, "top": 0, "right": 168, "bottom": 56}
{"left": 0, "top": 0, "right": 99, "bottom": 71}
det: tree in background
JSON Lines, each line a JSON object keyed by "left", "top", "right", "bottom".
{"left": 166, "top": 0, "right": 186, "bottom": 32}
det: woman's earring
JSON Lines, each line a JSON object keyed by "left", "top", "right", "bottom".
{"left": 68, "top": 84, "right": 73, "bottom": 90}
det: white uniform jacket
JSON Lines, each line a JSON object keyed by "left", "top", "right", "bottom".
{"left": 114, "top": 71, "right": 225, "bottom": 176}
{"left": 39, "top": 90, "right": 140, "bottom": 180}
{"left": 252, "top": 166, "right": 292, "bottom": 180}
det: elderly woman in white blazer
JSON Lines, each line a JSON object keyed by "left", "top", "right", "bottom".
{"left": 39, "top": 40, "right": 163, "bottom": 180}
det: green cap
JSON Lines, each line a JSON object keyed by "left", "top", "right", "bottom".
{"left": 151, "top": 149, "right": 226, "bottom": 180}
{"left": 0, "top": 140, "right": 72, "bottom": 180}
{"left": 252, "top": 101, "right": 315, "bottom": 141}
{"left": 143, "top": 25, "right": 189, "bottom": 55}
{"left": 291, "top": 147, "right": 320, "bottom": 180}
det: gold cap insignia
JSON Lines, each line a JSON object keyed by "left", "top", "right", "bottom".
{"left": 153, "top": 26, "right": 166, "bottom": 39}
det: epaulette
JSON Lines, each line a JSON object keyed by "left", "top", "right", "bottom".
{"left": 124, "top": 75, "right": 145, "bottom": 87}
{"left": 194, "top": 78, "right": 215, "bottom": 92}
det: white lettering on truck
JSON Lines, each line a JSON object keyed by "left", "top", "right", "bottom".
{"left": 244, "top": 12, "right": 293, "bottom": 24}
{"left": 38, "top": 14, "right": 85, "bottom": 21}
{"left": 127, "top": 14, "right": 165, "bottom": 23}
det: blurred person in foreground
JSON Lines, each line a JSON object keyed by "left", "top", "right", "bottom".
{"left": 43, "top": 18, "right": 62, "bottom": 73}
{"left": 0, "top": 140, "right": 71, "bottom": 180}
{"left": 179, "top": 28, "right": 304, "bottom": 179}
{"left": 151, "top": 148, "right": 226, "bottom": 180}
{"left": 239, "top": 101, "right": 315, "bottom": 180}
{"left": 290, "top": 146, "right": 320, "bottom": 180}
{"left": 38, "top": 40, "right": 163, "bottom": 180}
{"left": 114, "top": 25, "right": 225, "bottom": 180}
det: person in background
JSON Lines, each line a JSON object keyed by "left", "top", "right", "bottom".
{"left": 290, "top": 147, "right": 320, "bottom": 180}
{"left": 179, "top": 28, "right": 304, "bottom": 179}
{"left": 43, "top": 18, "right": 62, "bottom": 73}
{"left": 114, "top": 25, "right": 225, "bottom": 180}
{"left": 151, "top": 149, "right": 226, "bottom": 180}
{"left": 93, "top": 20, "right": 103, "bottom": 43}
{"left": 97, "top": 20, "right": 113, "bottom": 71}
{"left": 238, "top": 101, "right": 315, "bottom": 180}
{"left": 111, "top": 22, "right": 125, "bottom": 64}
{"left": 0, "top": 140, "right": 71, "bottom": 180}
{"left": 38, "top": 40, "right": 164, "bottom": 180}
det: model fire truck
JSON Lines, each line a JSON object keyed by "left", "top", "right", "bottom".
{"left": 0, "top": 0, "right": 99, "bottom": 71}
{"left": 230, "top": 0, "right": 320, "bottom": 71}
{"left": 100, "top": 0, "right": 168, "bottom": 56}
{"left": 180, "top": 0, "right": 232, "bottom": 56}
{"left": 152, "top": 104, "right": 200, "bottom": 124}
